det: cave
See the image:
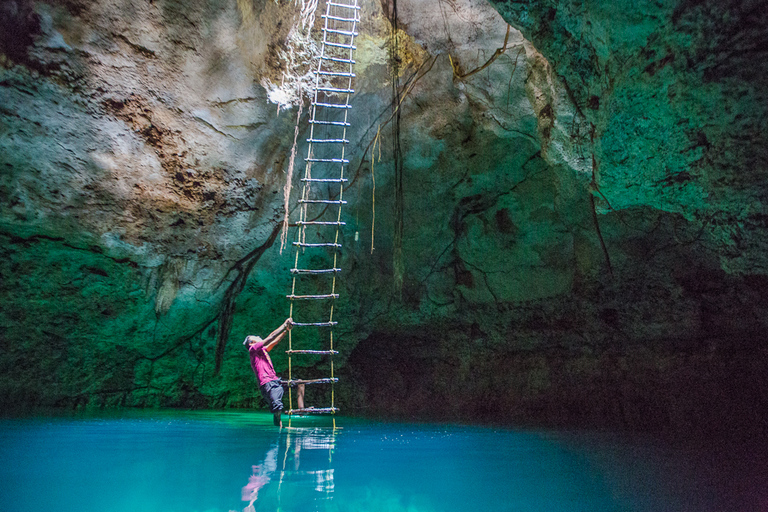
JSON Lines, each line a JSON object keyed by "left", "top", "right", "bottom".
{"left": 1, "top": 0, "right": 768, "bottom": 507}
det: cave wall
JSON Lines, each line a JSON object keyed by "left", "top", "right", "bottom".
{"left": 342, "top": 0, "right": 768, "bottom": 434}
{"left": 1, "top": 0, "right": 767, "bottom": 434}
{"left": 0, "top": 0, "right": 309, "bottom": 407}
{"left": 491, "top": 0, "right": 768, "bottom": 272}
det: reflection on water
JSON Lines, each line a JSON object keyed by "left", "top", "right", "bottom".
{"left": 0, "top": 410, "right": 765, "bottom": 512}
{"left": 242, "top": 443, "right": 278, "bottom": 506}
{"left": 243, "top": 427, "right": 336, "bottom": 511}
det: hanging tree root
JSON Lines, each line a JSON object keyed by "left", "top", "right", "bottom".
{"left": 214, "top": 222, "right": 283, "bottom": 374}
{"left": 302, "top": 55, "right": 439, "bottom": 239}
{"left": 449, "top": 24, "right": 516, "bottom": 81}
{"left": 278, "top": 53, "right": 438, "bottom": 258}
{"left": 280, "top": 100, "right": 305, "bottom": 253}
{"left": 588, "top": 124, "right": 613, "bottom": 277}
{"left": 301, "top": 24, "right": 513, "bottom": 238}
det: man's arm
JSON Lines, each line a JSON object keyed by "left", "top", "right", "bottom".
{"left": 263, "top": 318, "right": 293, "bottom": 352}
{"left": 264, "top": 330, "right": 287, "bottom": 352}
{"left": 263, "top": 319, "right": 290, "bottom": 344}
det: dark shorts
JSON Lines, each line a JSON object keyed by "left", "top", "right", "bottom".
{"left": 259, "top": 379, "right": 284, "bottom": 413}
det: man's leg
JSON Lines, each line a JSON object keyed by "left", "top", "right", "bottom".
{"left": 265, "top": 380, "right": 284, "bottom": 427}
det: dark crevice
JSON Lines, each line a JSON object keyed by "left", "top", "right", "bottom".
{"left": 0, "top": 231, "right": 139, "bottom": 267}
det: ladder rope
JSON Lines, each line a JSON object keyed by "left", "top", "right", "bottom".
{"left": 287, "top": 0, "right": 359, "bottom": 419}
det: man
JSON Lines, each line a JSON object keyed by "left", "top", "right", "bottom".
{"left": 244, "top": 317, "right": 293, "bottom": 427}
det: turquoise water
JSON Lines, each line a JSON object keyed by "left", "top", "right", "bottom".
{"left": 0, "top": 411, "right": 764, "bottom": 512}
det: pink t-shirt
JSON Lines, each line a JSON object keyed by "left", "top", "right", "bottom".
{"left": 249, "top": 341, "right": 278, "bottom": 386}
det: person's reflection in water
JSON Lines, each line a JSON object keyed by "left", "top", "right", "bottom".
{"left": 241, "top": 443, "right": 278, "bottom": 512}
{"left": 241, "top": 428, "right": 337, "bottom": 511}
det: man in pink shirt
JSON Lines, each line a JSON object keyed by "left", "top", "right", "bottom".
{"left": 244, "top": 318, "right": 293, "bottom": 427}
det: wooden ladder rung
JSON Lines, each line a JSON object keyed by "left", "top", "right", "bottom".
{"left": 309, "top": 119, "right": 351, "bottom": 126}
{"left": 314, "top": 70, "right": 356, "bottom": 77}
{"left": 322, "top": 28, "right": 358, "bottom": 37}
{"left": 304, "top": 158, "right": 349, "bottom": 163}
{"left": 290, "top": 321, "right": 338, "bottom": 327}
{"left": 323, "top": 41, "right": 357, "bottom": 50}
{"left": 316, "top": 86, "right": 355, "bottom": 94}
{"left": 307, "top": 138, "right": 349, "bottom": 144}
{"left": 321, "top": 56, "right": 356, "bottom": 64}
{"left": 280, "top": 377, "right": 338, "bottom": 384}
{"left": 297, "top": 221, "right": 346, "bottom": 226}
{"left": 297, "top": 200, "right": 346, "bottom": 206}
{"left": 327, "top": 1, "right": 360, "bottom": 9}
{"left": 321, "top": 14, "right": 360, "bottom": 23}
{"left": 287, "top": 407, "right": 340, "bottom": 415}
{"left": 284, "top": 351, "right": 339, "bottom": 356}
{"left": 291, "top": 266, "right": 342, "bottom": 273}
{"left": 312, "top": 102, "right": 352, "bottom": 110}
{"left": 291, "top": 243, "right": 341, "bottom": 248}
{"left": 301, "top": 178, "right": 348, "bottom": 183}
{"left": 286, "top": 294, "right": 339, "bottom": 300}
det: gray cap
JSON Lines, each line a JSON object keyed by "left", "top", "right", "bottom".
{"left": 243, "top": 335, "right": 263, "bottom": 346}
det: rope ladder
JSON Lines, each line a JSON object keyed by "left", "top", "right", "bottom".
{"left": 284, "top": 0, "right": 360, "bottom": 421}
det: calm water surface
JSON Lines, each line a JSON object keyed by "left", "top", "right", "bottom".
{"left": 0, "top": 411, "right": 765, "bottom": 512}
